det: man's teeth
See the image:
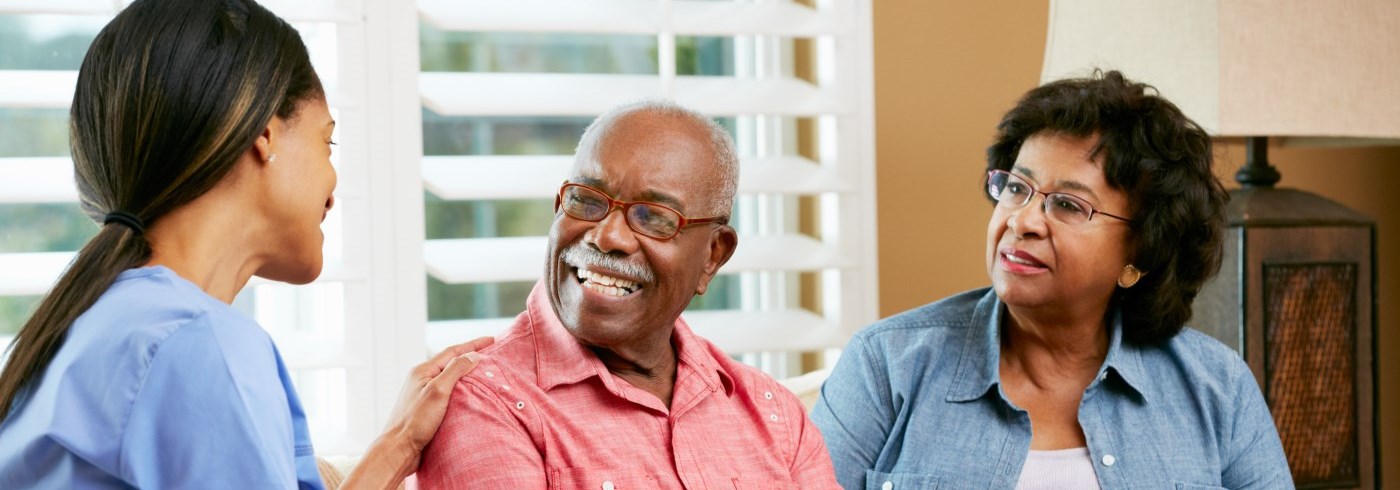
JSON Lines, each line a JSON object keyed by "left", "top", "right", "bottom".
{"left": 575, "top": 268, "right": 640, "bottom": 295}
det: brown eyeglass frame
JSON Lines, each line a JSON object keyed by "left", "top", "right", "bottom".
{"left": 554, "top": 181, "right": 729, "bottom": 240}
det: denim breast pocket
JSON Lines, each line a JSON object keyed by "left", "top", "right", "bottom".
{"left": 865, "top": 470, "right": 938, "bottom": 490}
{"left": 1175, "top": 484, "right": 1227, "bottom": 490}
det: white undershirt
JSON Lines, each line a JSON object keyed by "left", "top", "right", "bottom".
{"left": 1015, "top": 447, "right": 1102, "bottom": 490}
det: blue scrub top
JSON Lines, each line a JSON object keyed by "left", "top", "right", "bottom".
{"left": 0, "top": 266, "right": 325, "bottom": 489}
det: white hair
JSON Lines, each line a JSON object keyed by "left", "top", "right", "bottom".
{"left": 574, "top": 99, "right": 739, "bottom": 217}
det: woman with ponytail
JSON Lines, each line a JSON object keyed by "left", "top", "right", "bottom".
{"left": 0, "top": 1, "right": 489, "bottom": 487}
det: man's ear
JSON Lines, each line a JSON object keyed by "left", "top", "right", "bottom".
{"left": 694, "top": 225, "right": 738, "bottom": 296}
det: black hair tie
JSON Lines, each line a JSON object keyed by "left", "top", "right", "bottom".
{"left": 103, "top": 211, "right": 146, "bottom": 234}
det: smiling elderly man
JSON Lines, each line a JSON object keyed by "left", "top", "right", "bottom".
{"left": 413, "top": 101, "right": 839, "bottom": 489}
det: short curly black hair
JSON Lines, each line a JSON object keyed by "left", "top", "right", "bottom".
{"left": 985, "top": 70, "right": 1228, "bottom": 345}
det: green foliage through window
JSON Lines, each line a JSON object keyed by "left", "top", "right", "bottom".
{"left": 0, "top": 204, "right": 97, "bottom": 253}
{"left": 427, "top": 279, "right": 536, "bottom": 321}
{"left": 421, "top": 25, "right": 656, "bottom": 74}
{"left": 424, "top": 195, "right": 554, "bottom": 240}
{"left": 0, "top": 109, "right": 71, "bottom": 157}
{"left": 0, "top": 15, "right": 102, "bottom": 71}
{"left": 0, "top": 296, "right": 40, "bottom": 336}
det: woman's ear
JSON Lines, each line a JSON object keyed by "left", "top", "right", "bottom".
{"left": 252, "top": 119, "right": 276, "bottom": 164}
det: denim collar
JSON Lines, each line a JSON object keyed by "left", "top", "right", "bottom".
{"left": 945, "top": 289, "right": 1150, "bottom": 404}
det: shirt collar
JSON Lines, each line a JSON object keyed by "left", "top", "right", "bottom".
{"left": 1100, "top": 309, "right": 1151, "bottom": 402}
{"left": 523, "top": 281, "right": 734, "bottom": 395}
{"left": 945, "top": 290, "right": 1150, "bottom": 404}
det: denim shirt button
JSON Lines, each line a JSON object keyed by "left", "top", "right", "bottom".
{"left": 881, "top": 481, "right": 893, "bottom": 490}
{"left": 1101, "top": 454, "right": 1116, "bottom": 466}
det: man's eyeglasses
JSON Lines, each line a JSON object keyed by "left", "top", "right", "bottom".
{"left": 986, "top": 170, "right": 1133, "bottom": 225}
{"left": 555, "top": 182, "right": 729, "bottom": 240}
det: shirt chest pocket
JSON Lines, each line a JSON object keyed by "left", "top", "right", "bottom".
{"left": 550, "top": 468, "right": 659, "bottom": 490}
{"left": 865, "top": 470, "right": 939, "bottom": 490}
{"left": 730, "top": 476, "right": 798, "bottom": 490}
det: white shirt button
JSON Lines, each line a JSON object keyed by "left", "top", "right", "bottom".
{"left": 602, "top": 481, "right": 615, "bottom": 490}
{"left": 769, "top": 414, "right": 779, "bottom": 421}
{"left": 485, "top": 372, "right": 495, "bottom": 378}
{"left": 764, "top": 391, "right": 773, "bottom": 400}
{"left": 882, "top": 481, "right": 893, "bottom": 490}
{"left": 1102, "top": 454, "right": 1116, "bottom": 466}
{"left": 515, "top": 401, "right": 525, "bottom": 410}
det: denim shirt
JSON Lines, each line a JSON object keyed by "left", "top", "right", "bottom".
{"left": 812, "top": 288, "right": 1293, "bottom": 490}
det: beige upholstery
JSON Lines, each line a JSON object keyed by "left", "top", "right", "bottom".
{"left": 316, "top": 454, "right": 407, "bottom": 490}
{"left": 776, "top": 368, "right": 832, "bottom": 412}
{"left": 315, "top": 457, "right": 345, "bottom": 489}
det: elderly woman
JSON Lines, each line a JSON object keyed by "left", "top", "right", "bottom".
{"left": 812, "top": 71, "right": 1292, "bottom": 489}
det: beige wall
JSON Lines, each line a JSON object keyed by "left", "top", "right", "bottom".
{"left": 872, "top": 1, "right": 1399, "bottom": 483}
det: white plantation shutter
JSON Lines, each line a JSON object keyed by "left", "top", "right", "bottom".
{"left": 0, "top": 0, "right": 409, "bottom": 455}
{"left": 415, "top": 0, "right": 878, "bottom": 376}
{"left": 0, "top": 6, "right": 97, "bottom": 355}
{"left": 1, "top": 0, "right": 877, "bottom": 455}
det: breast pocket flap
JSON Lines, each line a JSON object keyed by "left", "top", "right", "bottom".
{"left": 731, "top": 477, "right": 798, "bottom": 490}
{"left": 865, "top": 470, "right": 938, "bottom": 490}
{"left": 550, "top": 467, "right": 658, "bottom": 490}
{"left": 1175, "top": 483, "right": 1227, "bottom": 490}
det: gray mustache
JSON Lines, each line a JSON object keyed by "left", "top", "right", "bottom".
{"left": 562, "top": 244, "right": 655, "bottom": 284}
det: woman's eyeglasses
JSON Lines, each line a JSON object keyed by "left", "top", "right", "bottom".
{"left": 986, "top": 170, "right": 1133, "bottom": 225}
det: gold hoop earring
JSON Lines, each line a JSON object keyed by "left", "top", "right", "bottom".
{"left": 1117, "top": 265, "right": 1144, "bottom": 288}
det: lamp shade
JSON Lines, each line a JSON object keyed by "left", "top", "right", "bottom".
{"left": 1041, "top": 0, "right": 1400, "bottom": 140}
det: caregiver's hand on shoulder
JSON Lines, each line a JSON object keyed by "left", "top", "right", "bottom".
{"left": 389, "top": 336, "right": 495, "bottom": 450}
{"left": 342, "top": 336, "right": 495, "bottom": 490}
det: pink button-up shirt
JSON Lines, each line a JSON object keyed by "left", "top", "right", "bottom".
{"left": 414, "top": 283, "right": 838, "bottom": 489}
